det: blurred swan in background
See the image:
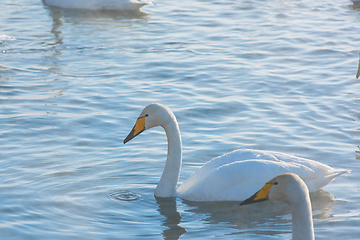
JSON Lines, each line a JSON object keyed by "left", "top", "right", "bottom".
{"left": 241, "top": 173, "right": 315, "bottom": 240}
{"left": 43, "top": 0, "right": 148, "bottom": 11}
{"left": 124, "top": 103, "right": 349, "bottom": 202}
{"left": 0, "top": 35, "right": 16, "bottom": 44}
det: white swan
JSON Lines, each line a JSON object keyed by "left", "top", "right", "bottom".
{"left": 123, "top": 103, "right": 349, "bottom": 201}
{"left": 43, "top": 0, "right": 147, "bottom": 11}
{"left": 240, "top": 173, "right": 315, "bottom": 240}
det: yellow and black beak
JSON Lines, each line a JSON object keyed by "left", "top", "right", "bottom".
{"left": 123, "top": 116, "right": 146, "bottom": 144}
{"left": 240, "top": 182, "right": 274, "bottom": 206}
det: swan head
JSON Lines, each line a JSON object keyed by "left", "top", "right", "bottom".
{"left": 123, "top": 103, "right": 175, "bottom": 144}
{"left": 240, "top": 173, "right": 309, "bottom": 206}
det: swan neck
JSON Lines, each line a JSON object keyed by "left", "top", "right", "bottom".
{"left": 290, "top": 195, "right": 314, "bottom": 240}
{"left": 154, "top": 116, "right": 182, "bottom": 198}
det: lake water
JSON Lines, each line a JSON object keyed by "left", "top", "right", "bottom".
{"left": 1, "top": 0, "right": 360, "bottom": 239}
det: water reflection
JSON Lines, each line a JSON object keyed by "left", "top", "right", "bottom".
{"left": 43, "top": 0, "right": 148, "bottom": 47}
{"left": 153, "top": 190, "right": 335, "bottom": 239}
{"left": 156, "top": 197, "right": 187, "bottom": 240}
{"left": 181, "top": 189, "right": 335, "bottom": 237}
{"left": 41, "top": 1, "right": 149, "bottom": 79}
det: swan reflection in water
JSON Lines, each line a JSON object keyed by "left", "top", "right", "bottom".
{"left": 156, "top": 197, "right": 187, "bottom": 240}
{"left": 41, "top": 0, "right": 148, "bottom": 83}
{"left": 155, "top": 189, "right": 335, "bottom": 239}
{"left": 44, "top": 6, "right": 148, "bottom": 21}
{"left": 43, "top": 0, "right": 148, "bottom": 37}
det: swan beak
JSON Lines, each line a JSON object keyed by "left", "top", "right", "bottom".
{"left": 240, "top": 182, "right": 274, "bottom": 206}
{"left": 123, "top": 116, "right": 146, "bottom": 144}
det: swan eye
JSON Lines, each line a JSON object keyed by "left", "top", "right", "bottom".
{"left": 145, "top": 114, "right": 149, "bottom": 117}
{"left": 274, "top": 181, "right": 278, "bottom": 185}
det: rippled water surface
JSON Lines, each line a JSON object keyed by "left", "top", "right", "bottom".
{"left": 1, "top": 0, "right": 360, "bottom": 239}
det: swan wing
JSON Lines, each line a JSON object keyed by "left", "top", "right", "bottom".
{"left": 177, "top": 149, "right": 348, "bottom": 201}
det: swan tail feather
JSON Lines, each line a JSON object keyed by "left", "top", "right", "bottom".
{"left": 306, "top": 169, "right": 350, "bottom": 192}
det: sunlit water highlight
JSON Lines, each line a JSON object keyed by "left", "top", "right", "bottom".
{"left": 1, "top": 0, "right": 360, "bottom": 239}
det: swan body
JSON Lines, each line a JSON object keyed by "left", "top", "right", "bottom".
{"left": 124, "top": 103, "right": 349, "bottom": 202}
{"left": 241, "top": 173, "right": 315, "bottom": 240}
{"left": 43, "top": 0, "right": 147, "bottom": 11}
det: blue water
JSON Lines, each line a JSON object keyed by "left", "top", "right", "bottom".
{"left": 1, "top": 0, "right": 360, "bottom": 239}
